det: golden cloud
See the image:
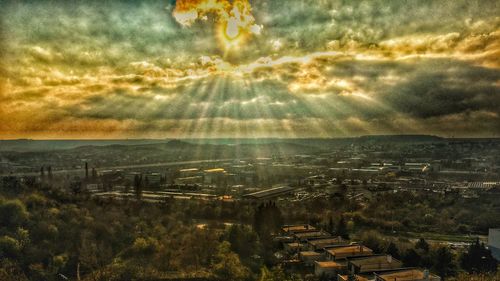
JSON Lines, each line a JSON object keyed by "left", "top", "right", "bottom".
{"left": 172, "top": 0, "right": 263, "bottom": 51}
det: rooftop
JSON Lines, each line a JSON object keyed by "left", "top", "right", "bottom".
{"left": 326, "top": 245, "right": 373, "bottom": 259}
{"left": 243, "top": 186, "right": 296, "bottom": 199}
{"left": 294, "top": 230, "right": 331, "bottom": 240}
{"left": 314, "top": 261, "right": 344, "bottom": 269}
{"left": 300, "top": 251, "right": 322, "bottom": 257}
{"left": 338, "top": 275, "right": 369, "bottom": 281}
{"left": 348, "top": 255, "right": 403, "bottom": 272}
{"left": 282, "top": 224, "right": 316, "bottom": 233}
{"left": 204, "top": 168, "right": 225, "bottom": 173}
{"left": 308, "top": 237, "right": 344, "bottom": 246}
{"left": 376, "top": 269, "right": 440, "bottom": 281}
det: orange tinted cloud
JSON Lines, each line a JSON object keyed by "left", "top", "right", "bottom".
{"left": 173, "top": 0, "right": 262, "bottom": 50}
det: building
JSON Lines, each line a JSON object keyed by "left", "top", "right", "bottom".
{"left": 174, "top": 176, "right": 203, "bottom": 185}
{"left": 307, "top": 237, "right": 345, "bottom": 251}
{"left": 203, "top": 168, "right": 226, "bottom": 185}
{"left": 284, "top": 242, "right": 305, "bottom": 253}
{"left": 146, "top": 173, "right": 162, "bottom": 185}
{"left": 347, "top": 255, "right": 403, "bottom": 274}
{"left": 179, "top": 168, "right": 200, "bottom": 178}
{"left": 325, "top": 245, "right": 373, "bottom": 261}
{"left": 337, "top": 274, "right": 369, "bottom": 281}
{"left": 374, "top": 268, "right": 440, "bottom": 281}
{"left": 299, "top": 251, "right": 323, "bottom": 266}
{"left": 314, "top": 261, "right": 345, "bottom": 277}
{"left": 282, "top": 224, "right": 316, "bottom": 234}
{"left": 488, "top": 228, "right": 500, "bottom": 261}
{"left": 293, "top": 230, "right": 331, "bottom": 242}
{"left": 243, "top": 186, "right": 296, "bottom": 200}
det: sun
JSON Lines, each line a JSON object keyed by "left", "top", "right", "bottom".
{"left": 217, "top": 20, "right": 247, "bottom": 51}
{"left": 225, "top": 18, "right": 240, "bottom": 39}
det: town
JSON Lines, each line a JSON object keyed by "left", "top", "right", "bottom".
{"left": 1, "top": 137, "right": 499, "bottom": 280}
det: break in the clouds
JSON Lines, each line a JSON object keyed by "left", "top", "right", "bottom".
{"left": 0, "top": 0, "right": 499, "bottom": 139}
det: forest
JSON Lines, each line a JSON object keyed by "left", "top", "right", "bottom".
{"left": 0, "top": 179, "right": 498, "bottom": 280}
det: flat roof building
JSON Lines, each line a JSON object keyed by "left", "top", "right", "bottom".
{"left": 243, "top": 186, "right": 296, "bottom": 200}
{"left": 314, "top": 261, "right": 345, "bottom": 277}
{"left": 374, "top": 268, "right": 440, "bottom": 281}
{"left": 325, "top": 245, "right": 373, "bottom": 261}
{"left": 488, "top": 228, "right": 500, "bottom": 261}
{"left": 347, "top": 255, "right": 403, "bottom": 274}
{"left": 294, "top": 230, "right": 331, "bottom": 242}
{"left": 282, "top": 224, "right": 316, "bottom": 234}
{"left": 307, "top": 237, "right": 345, "bottom": 251}
{"left": 299, "top": 251, "right": 323, "bottom": 266}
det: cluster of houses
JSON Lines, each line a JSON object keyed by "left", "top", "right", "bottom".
{"left": 279, "top": 225, "right": 441, "bottom": 281}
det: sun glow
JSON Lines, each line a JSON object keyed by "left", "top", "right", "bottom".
{"left": 173, "top": 0, "right": 262, "bottom": 52}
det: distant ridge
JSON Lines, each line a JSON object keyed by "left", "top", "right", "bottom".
{"left": 1, "top": 135, "right": 497, "bottom": 152}
{"left": 358, "top": 134, "right": 443, "bottom": 142}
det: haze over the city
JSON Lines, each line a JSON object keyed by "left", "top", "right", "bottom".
{"left": 0, "top": 0, "right": 499, "bottom": 139}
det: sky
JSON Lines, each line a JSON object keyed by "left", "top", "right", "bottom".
{"left": 0, "top": 0, "right": 499, "bottom": 139}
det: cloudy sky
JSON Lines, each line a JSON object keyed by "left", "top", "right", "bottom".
{"left": 0, "top": 0, "right": 499, "bottom": 139}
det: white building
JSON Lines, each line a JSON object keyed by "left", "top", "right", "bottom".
{"left": 488, "top": 228, "right": 500, "bottom": 261}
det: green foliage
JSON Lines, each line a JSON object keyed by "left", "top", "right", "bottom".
{"left": 0, "top": 199, "right": 29, "bottom": 228}
{"left": 357, "top": 230, "right": 385, "bottom": 254}
{"left": 385, "top": 242, "right": 401, "bottom": 259}
{"left": 402, "top": 249, "right": 421, "bottom": 267}
{"left": 259, "top": 266, "right": 302, "bottom": 281}
{"left": 432, "top": 246, "right": 457, "bottom": 280}
{"left": 336, "top": 215, "right": 349, "bottom": 240}
{"left": 211, "top": 241, "right": 250, "bottom": 281}
{"left": 0, "top": 236, "right": 21, "bottom": 258}
{"left": 460, "top": 238, "right": 498, "bottom": 274}
{"left": 415, "top": 238, "right": 430, "bottom": 252}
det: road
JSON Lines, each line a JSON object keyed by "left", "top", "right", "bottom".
{"left": 1, "top": 158, "right": 239, "bottom": 177}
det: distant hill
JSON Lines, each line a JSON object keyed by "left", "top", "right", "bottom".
{"left": 0, "top": 139, "right": 170, "bottom": 152}
{"left": 357, "top": 135, "right": 444, "bottom": 142}
{"left": 0, "top": 135, "right": 479, "bottom": 152}
{"left": 69, "top": 140, "right": 324, "bottom": 160}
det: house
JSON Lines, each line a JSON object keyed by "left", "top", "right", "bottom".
{"left": 374, "top": 268, "right": 441, "bottom": 281}
{"left": 325, "top": 245, "right": 373, "bottom": 261}
{"left": 314, "top": 261, "right": 345, "bottom": 277}
{"left": 299, "top": 251, "right": 323, "bottom": 266}
{"left": 284, "top": 242, "right": 305, "bottom": 253}
{"left": 294, "top": 230, "right": 331, "bottom": 242}
{"left": 347, "top": 255, "right": 403, "bottom": 274}
{"left": 337, "top": 274, "right": 369, "bottom": 281}
{"left": 488, "top": 228, "right": 500, "bottom": 261}
{"left": 307, "top": 237, "right": 345, "bottom": 251}
{"left": 282, "top": 224, "right": 316, "bottom": 234}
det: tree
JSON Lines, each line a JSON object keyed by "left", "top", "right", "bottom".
{"left": 432, "top": 247, "right": 457, "bottom": 280}
{"left": 403, "top": 249, "right": 421, "bottom": 267}
{"left": 211, "top": 241, "right": 249, "bottom": 281}
{"left": 253, "top": 202, "right": 283, "bottom": 240}
{"left": 0, "top": 199, "right": 29, "bottom": 229}
{"left": 359, "top": 230, "right": 385, "bottom": 254}
{"left": 336, "top": 215, "right": 349, "bottom": 240}
{"left": 327, "top": 216, "right": 334, "bottom": 234}
{"left": 460, "top": 238, "right": 497, "bottom": 274}
{"left": 415, "top": 238, "right": 430, "bottom": 252}
{"left": 134, "top": 175, "right": 143, "bottom": 200}
{"left": 386, "top": 242, "right": 401, "bottom": 259}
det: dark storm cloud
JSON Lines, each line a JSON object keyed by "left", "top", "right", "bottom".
{"left": 0, "top": 0, "right": 499, "bottom": 138}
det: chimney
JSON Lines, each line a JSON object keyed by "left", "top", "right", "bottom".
{"left": 387, "top": 255, "right": 392, "bottom": 263}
